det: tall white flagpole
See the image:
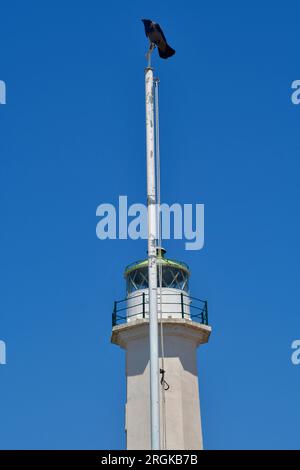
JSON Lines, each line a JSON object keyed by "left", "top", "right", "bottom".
{"left": 145, "top": 57, "right": 160, "bottom": 450}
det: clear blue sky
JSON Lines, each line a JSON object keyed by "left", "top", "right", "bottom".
{"left": 1, "top": 0, "right": 300, "bottom": 450}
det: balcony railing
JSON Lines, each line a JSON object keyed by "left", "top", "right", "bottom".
{"left": 112, "top": 292, "right": 208, "bottom": 327}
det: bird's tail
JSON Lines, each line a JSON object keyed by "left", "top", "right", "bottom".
{"left": 158, "top": 44, "right": 175, "bottom": 59}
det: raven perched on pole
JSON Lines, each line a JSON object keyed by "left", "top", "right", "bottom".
{"left": 142, "top": 19, "right": 175, "bottom": 59}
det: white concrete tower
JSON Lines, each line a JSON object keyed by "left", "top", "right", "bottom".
{"left": 111, "top": 248, "right": 211, "bottom": 450}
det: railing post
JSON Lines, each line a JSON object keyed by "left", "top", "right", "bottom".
{"left": 181, "top": 293, "right": 184, "bottom": 319}
{"left": 112, "top": 301, "right": 117, "bottom": 327}
{"left": 142, "top": 292, "right": 145, "bottom": 318}
{"left": 204, "top": 300, "right": 208, "bottom": 325}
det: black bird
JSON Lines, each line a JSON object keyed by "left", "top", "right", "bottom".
{"left": 142, "top": 19, "right": 175, "bottom": 59}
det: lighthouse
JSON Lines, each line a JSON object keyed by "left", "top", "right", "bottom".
{"left": 111, "top": 248, "right": 211, "bottom": 449}
{"left": 111, "top": 26, "right": 211, "bottom": 450}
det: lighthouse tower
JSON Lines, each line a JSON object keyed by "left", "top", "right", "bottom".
{"left": 111, "top": 248, "right": 211, "bottom": 450}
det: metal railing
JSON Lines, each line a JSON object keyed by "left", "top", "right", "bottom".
{"left": 112, "top": 292, "right": 208, "bottom": 327}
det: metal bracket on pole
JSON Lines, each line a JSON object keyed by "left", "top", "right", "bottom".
{"left": 146, "top": 42, "right": 155, "bottom": 68}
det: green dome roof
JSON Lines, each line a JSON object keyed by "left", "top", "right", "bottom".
{"left": 124, "top": 248, "right": 190, "bottom": 278}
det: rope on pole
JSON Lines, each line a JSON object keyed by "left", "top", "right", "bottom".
{"left": 154, "top": 77, "right": 168, "bottom": 450}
